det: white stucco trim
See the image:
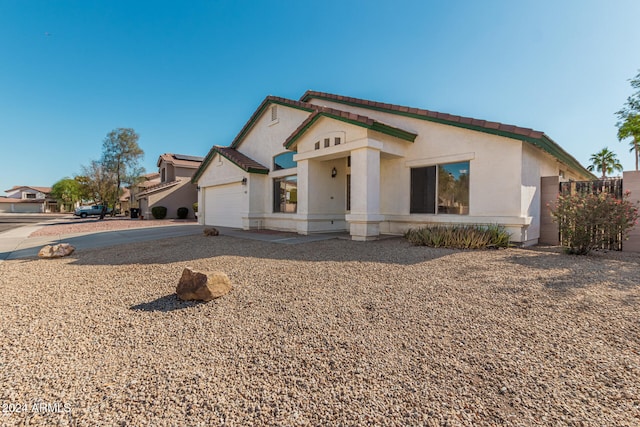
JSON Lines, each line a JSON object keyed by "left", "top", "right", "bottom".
{"left": 294, "top": 138, "right": 383, "bottom": 162}
{"left": 405, "top": 152, "right": 476, "bottom": 168}
{"left": 383, "top": 214, "right": 532, "bottom": 226}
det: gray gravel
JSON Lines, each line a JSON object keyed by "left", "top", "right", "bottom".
{"left": 1, "top": 236, "right": 639, "bottom": 426}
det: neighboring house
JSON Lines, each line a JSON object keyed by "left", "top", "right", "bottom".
{"left": 0, "top": 186, "right": 57, "bottom": 213}
{"left": 192, "top": 91, "right": 593, "bottom": 244}
{"left": 136, "top": 154, "right": 202, "bottom": 219}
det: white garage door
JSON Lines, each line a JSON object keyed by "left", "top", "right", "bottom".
{"left": 204, "top": 183, "right": 244, "bottom": 228}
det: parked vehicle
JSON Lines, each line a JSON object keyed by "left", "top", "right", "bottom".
{"left": 73, "top": 205, "right": 112, "bottom": 218}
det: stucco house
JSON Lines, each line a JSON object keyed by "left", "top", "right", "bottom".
{"left": 136, "top": 154, "right": 202, "bottom": 219}
{"left": 0, "top": 186, "right": 57, "bottom": 213}
{"left": 192, "top": 91, "right": 593, "bottom": 244}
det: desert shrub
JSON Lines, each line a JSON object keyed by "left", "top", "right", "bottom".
{"left": 192, "top": 202, "right": 198, "bottom": 213}
{"left": 551, "top": 190, "right": 639, "bottom": 255}
{"left": 177, "top": 207, "right": 189, "bottom": 219}
{"left": 151, "top": 206, "right": 167, "bottom": 219}
{"left": 404, "top": 224, "right": 511, "bottom": 249}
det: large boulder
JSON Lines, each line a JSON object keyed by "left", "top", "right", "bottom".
{"left": 176, "top": 267, "right": 231, "bottom": 302}
{"left": 38, "top": 243, "right": 75, "bottom": 258}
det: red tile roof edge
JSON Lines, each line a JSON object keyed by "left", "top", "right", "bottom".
{"left": 214, "top": 146, "right": 269, "bottom": 172}
{"left": 301, "top": 90, "right": 544, "bottom": 139}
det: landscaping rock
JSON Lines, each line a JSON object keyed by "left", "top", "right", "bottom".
{"left": 37, "top": 243, "right": 75, "bottom": 258}
{"left": 204, "top": 227, "right": 219, "bottom": 236}
{"left": 176, "top": 267, "right": 231, "bottom": 301}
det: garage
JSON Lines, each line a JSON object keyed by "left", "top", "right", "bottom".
{"left": 203, "top": 183, "right": 244, "bottom": 228}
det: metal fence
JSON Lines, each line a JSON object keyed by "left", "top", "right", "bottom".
{"left": 559, "top": 178, "right": 623, "bottom": 199}
{"left": 558, "top": 178, "right": 624, "bottom": 251}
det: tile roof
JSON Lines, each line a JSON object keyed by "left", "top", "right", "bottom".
{"left": 300, "top": 91, "right": 592, "bottom": 178}
{"left": 283, "top": 105, "right": 417, "bottom": 149}
{"left": 213, "top": 146, "right": 269, "bottom": 174}
{"left": 135, "top": 180, "right": 181, "bottom": 198}
{"left": 157, "top": 153, "right": 204, "bottom": 168}
{"left": 0, "top": 196, "right": 44, "bottom": 203}
{"left": 4, "top": 186, "right": 52, "bottom": 194}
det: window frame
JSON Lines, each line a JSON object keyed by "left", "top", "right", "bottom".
{"left": 273, "top": 175, "right": 298, "bottom": 214}
{"left": 410, "top": 161, "right": 470, "bottom": 215}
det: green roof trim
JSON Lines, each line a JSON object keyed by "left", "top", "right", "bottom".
{"left": 284, "top": 111, "right": 417, "bottom": 150}
{"left": 191, "top": 146, "right": 269, "bottom": 184}
{"left": 302, "top": 92, "right": 594, "bottom": 179}
{"left": 230, "top": 98, "right": 315, "bottom": 149}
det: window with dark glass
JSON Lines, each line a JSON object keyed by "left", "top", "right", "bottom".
{"left": 273, "top": 176, "right": 297, "bottom": 213}
{"left": 324, "top": 138, "right": 330, "bottom": 148}
{"left": 410, "top": 161, "right": 469, "bottom": 215}
{"left": 273, "top": 152, "right": 296, "bottom": 170}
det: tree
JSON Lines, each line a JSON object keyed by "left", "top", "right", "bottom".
{"left": 50, "top": 177, "right": 82, "bottom": 212}
{"left": 587, "top": 148, "right": 623, "bottom": 179}
{"left": 616, "top": 70, "right": 640, "bottom": 170}
{"left": 617, "top": 113, "right": 640, "bottom": 171}
{"left": 101, "top": 128, "right": 144, "bottom": 212}
{"left": 80, "top": 160, "right": 118, "bottom": 206}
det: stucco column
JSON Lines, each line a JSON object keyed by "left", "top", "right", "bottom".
{"left": 623, "top": 171, "right": 640, "bottom": 252}
{"left": 295, "top": 159, "right": 310, "bottom": 234}
{"left": 539, "top": 176, "right": 560, "bottom": 245}
{"left": 345, "top": 146, "right": 384, "bottom": 240}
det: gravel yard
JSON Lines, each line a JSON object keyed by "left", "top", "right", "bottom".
{"left": 1, "top": 235, "right": 639, "bottom": 426}
{"left": 29, "top": 217, "right": 197, "bottom": 237}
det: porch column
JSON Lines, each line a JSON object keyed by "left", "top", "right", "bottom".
{"left": 295, "top": 159, "right": 310, "bottom": 234}
{"left": 346, "top": 146, "right": 383, "bottom": 241}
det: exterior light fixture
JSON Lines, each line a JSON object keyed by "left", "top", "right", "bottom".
{"left": 241, "top": 177, "right": 247, "bottom": 185}
{"left": 196, "top": 185, "right": 200, "bottom": 191}
{"left": 331, "top": 167, "right": 337, "bottom": 178}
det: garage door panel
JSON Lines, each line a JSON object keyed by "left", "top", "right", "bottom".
{"left": 204, "top": 183, "right": 243, "bottom": 228}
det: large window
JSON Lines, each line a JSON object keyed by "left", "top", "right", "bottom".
{"left": 410, "top": 161, "right": 469, "bottom": 214}
{"left": 273, "top": 176, "right": 297, "bottom": 213}
{"left": 273, "top": 152, "right": 296, "bottom": 170}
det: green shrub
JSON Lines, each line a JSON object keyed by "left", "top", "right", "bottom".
{"left": 192, "top": 202, "right": 198, "bottom": 213}
{"left": 550, "top": 190, "right": 639, "bottom": 255}
{"left": 177, "top": 207, "right": 189, "bottom": 219}
{"left": 151, "top": 206, "right": 167, "bottom": 219}
{"left": 404, "top": 224, "right": 511, "bottom": 249}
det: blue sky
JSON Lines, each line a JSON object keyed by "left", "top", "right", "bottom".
{"left": 1, "top": 0, "right": 639, "bottom": 192}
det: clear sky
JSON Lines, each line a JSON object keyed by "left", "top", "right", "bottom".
{"left": 1, "top": 0, "right": 639, "bottom": 192}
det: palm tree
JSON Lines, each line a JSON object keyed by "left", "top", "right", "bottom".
{"left": 617, "top": 114, "right": 640, "bottom": 171}
{"left": 587, "top": 148, "right": 623, "bottom": 179}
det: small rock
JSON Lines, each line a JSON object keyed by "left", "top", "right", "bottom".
{"left": 38, "top": 243, "right": 75, "bottom": 258}
{"left": 204, "top": 227, "right": 219, "bottom": 236}
{"left": 176, "top": 267, "right": 231, "bottom": 302}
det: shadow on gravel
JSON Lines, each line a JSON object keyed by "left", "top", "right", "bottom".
{"left": 130, "top": 294, "right": 205, "bottom": 312}
{"left": 68, "top": 235, "right": 454, "bottom": 267}
{"left": 507, "top": 249, "right": 640, "bottom": 291}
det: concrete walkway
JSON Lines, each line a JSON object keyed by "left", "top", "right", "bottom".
{"left": 0, "top": 220, "right": 353, "bottom": 261}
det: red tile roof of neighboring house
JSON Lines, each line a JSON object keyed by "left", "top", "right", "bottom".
{"left": 4, "top": 186, "right": 52, "bottom": 194}
{"left": 135, "top": 180, "right": 181, "bottom": 198}
{"left": 283, "top": 105, "right": 417, "bottom": 149}
{"left": 300, "top": 90, "right": 592, "bottom": 178}
{"left": 157, "top": 153, "right": 204, "bottom": 168}
{"left": 0, "top": 196, "right": 43, "bottom": 203}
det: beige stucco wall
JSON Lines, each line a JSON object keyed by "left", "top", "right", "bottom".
{"left": 236, "top": 104, "right": 311, "bottom": 169}
{"left": 141, "top": 179, "right": 197, "bottom": 219}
